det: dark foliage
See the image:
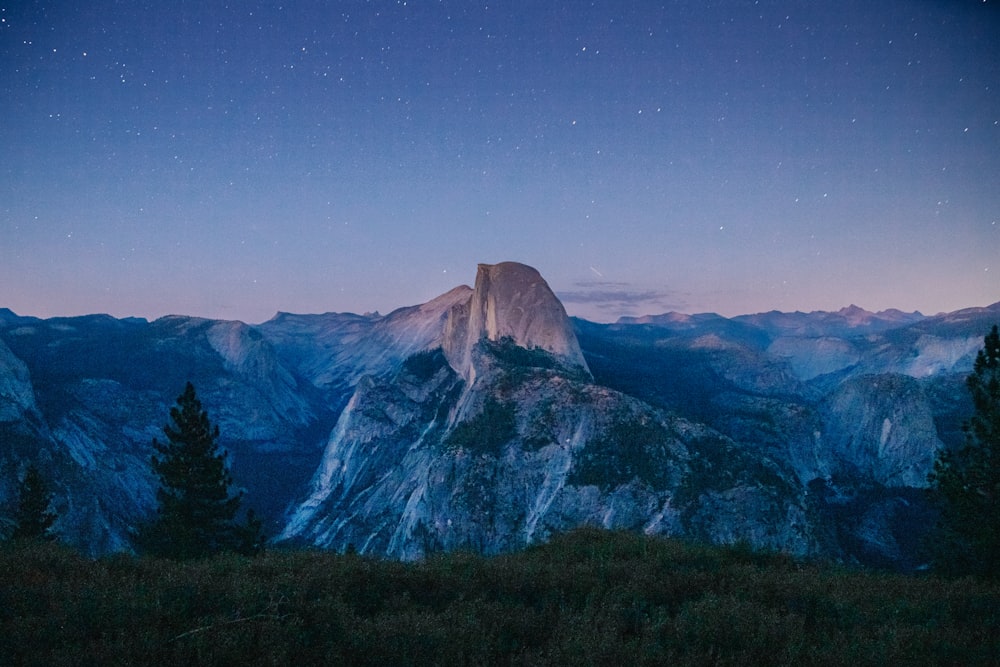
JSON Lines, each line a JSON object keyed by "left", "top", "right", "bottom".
{"left": 930, "top": 324, "right": 1000, "bottom": 577}
{"left": 569, "top": 415, "right": 675, "bottom": 489}
{"left": 10, "top": 464, "right": 57, "bottom": 541}
{"left": 486, "top": 336, "right": 561, "bottom": 371}
{"left": 444, "top": 397, "right": 517, "bottom": 456}
{"left": 574, "top": 322, "right": 734, "bottom": 420}
{"left": 401, "top": 347, "right": 450, "bottom": 382}
{"left": 0, "top": 317, "right": 227, "bottom": 421}
{"left": 137, "top": 382, "right": 264, "bottom": 559}
{"left": 484, "top": 336, "right": 591, "bottom": 386}
{"left": 2, "top": 529, "right": 999, "bottom": 666}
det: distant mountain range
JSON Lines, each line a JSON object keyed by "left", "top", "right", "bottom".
{"left": 619, "top": 303, "right": 927, "bottom": 337}
{"left": 2, "top": 262, "right": 998, "bottom": 569}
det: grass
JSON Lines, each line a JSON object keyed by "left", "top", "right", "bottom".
{"left": 2, "top": 528, "right": 998, "bottom": 666}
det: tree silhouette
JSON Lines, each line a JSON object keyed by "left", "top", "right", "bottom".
{"left": 138, "top": 382, "right": 263, "bottom": 559}
{"left": 930, "top": 324, "right": 1000, "bottom": 576}
{"left": 11, "top": 464, "right": 57, "bottom": 541}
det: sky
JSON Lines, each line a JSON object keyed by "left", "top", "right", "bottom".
{"left": 2, "top": 1, "right": 998, "bottom": 324}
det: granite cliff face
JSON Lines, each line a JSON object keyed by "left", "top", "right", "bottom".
{"left": 818, "top": 374, "right": 941, "bottom": 488}
{"left": 0, "top": 337, "right": 37, "bottom": 423}
{"left": 279, "top": 263, "right": 808, "bottom": 558}
{"left": 442, "top": 262, "right": 590, "bottom": 382}
{"left": 281, "top": 330, "right": 807, "bottom": 559}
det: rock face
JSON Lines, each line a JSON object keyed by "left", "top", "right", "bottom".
{"left": 0, "top": 336, "right": 38, "bottom": 422}
{"left": 819, "top": 374, "right": 941, "bottom": 488}
{"left": 443, "top": 262, "right": 590, "bottom": 381}
{"left": 280, "top": 338, "right": 809, "bottom": 559}
{"left": 0, "top": 268, "right": 996, "bottom": 569}
{"left": 279, "top": 262, "right": 809, "bottom": 559}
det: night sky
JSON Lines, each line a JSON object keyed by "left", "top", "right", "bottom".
{"left": 2, "top": 1, "right": 998, "bottom": 323}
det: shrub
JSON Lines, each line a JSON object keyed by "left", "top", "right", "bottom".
{"left": 569, "top": 415, "right": 675, "bottom": 489}
{"left": 444, "top": 398, "right": 517, "bottom": 456}
{"left": 2, "top": 529, "right": 1000, "bottom": 665}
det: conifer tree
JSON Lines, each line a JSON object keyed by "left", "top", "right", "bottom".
{"left": 138, "top": 382, "right": 264, "bottom": 559}
{"left": 930, "top": 324, "right": 1000, "bottom": 576}
{"left": 11, "top": 464, "right": 57, "bottom": 541}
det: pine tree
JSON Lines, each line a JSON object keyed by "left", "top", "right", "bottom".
{"left": 929, "top": 324, "right": 1000, "bottom": 577}
{"left": 11, "top": 464, "right": 57, "bottom": 541}
{"left": 138, "top": 382, "right": 264, "bottom": 559}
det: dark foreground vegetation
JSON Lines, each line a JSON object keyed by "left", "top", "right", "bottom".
{"left": 3, "top": 529, "right": 999, "bottom": 666}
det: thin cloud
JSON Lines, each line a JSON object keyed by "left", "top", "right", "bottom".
{"left": 557, "top": 281, "right": 690, "bottom": 320}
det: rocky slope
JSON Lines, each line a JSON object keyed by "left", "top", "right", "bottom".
{"left": 280, "top": 263, "right": 808, "bottom": 558}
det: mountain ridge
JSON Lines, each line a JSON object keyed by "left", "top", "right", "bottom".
{"left": 1, "top": 263, "right": 996, "bottom": 568}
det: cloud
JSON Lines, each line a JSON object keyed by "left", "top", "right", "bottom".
{"left": 557, "top": 281, "right": 690, "bottom": 321}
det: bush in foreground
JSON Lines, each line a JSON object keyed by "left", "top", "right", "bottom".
{"left": 2, "top": 529, "right": 999, "bottom": 666}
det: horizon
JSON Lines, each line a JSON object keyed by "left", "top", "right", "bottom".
{"left": 3, "top": 262, "right": 996, "bottom": 327}
{"left": 3, "top": 2, "right": 998, "bottom": 325}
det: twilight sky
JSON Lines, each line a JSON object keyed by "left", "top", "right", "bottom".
{"left": 2, "top": 1, "right": 998, "bottom": 324}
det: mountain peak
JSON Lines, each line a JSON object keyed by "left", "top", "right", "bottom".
{"left": 837, "top": 304, "right": 869, "bottom": 316}
{"left": 836, "top": 304, "right": 874, "bottom": 325}
{"left": 443, "top": 262, "right": 590, "bottom": 379}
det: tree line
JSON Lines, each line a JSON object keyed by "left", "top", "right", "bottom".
{"left": 929, "top": 324, "right": 1000, "bottom": 577}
